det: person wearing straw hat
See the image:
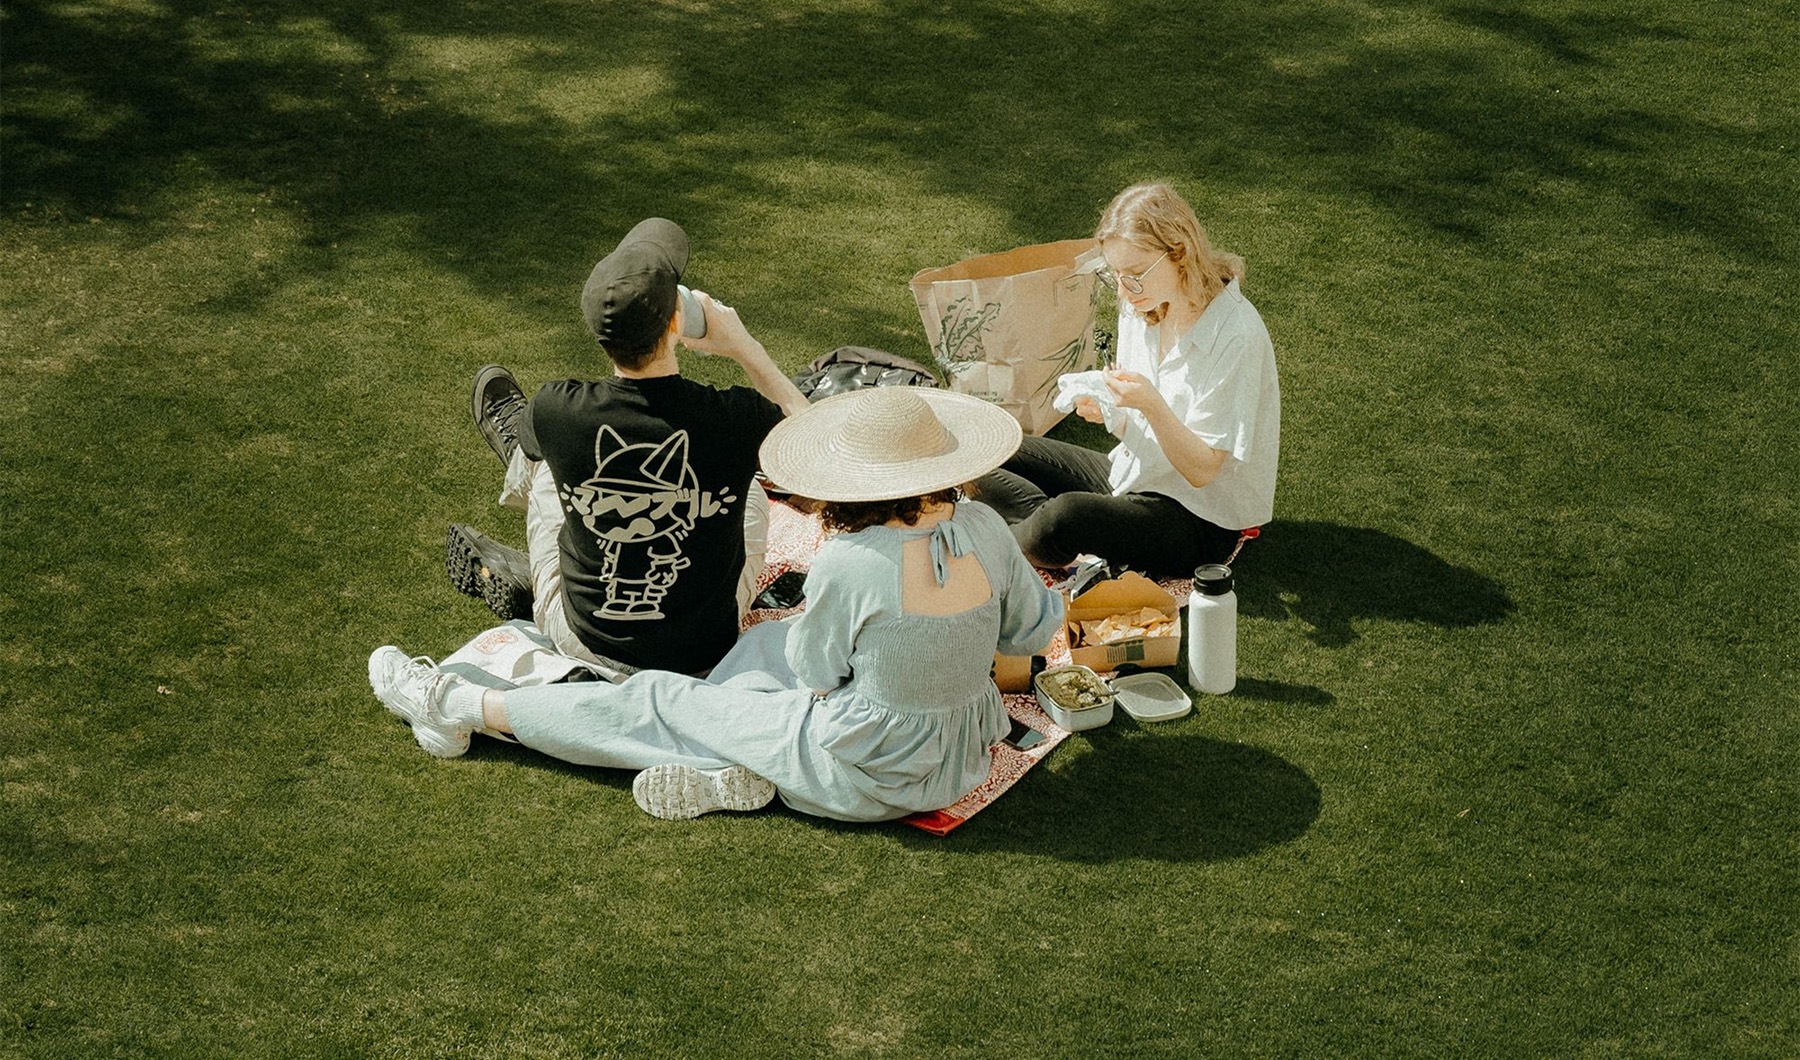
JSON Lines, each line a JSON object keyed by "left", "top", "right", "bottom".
{"left": 367, "top": 387, "right": 1067, "bottom": 822}
{"left": 974, "top": 182, "right": 1279, "bottom": 576}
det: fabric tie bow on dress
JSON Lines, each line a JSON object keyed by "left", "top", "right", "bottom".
{"left": 927, "top": 518, "right": 975, "bottom": 587}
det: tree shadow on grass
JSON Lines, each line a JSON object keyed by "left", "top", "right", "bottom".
{"left": 916, "top": 727, "right": 1320, "bottom": 864}
{"left": 1233, "top": 519, "right": 1515, "bottom": 647}
{"left": 4, "top": 0, "right": 1780, "bottom": 327}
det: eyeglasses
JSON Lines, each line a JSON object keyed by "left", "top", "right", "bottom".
{"left": 1096, "top": 253, "right": 1168, "bottom": 295}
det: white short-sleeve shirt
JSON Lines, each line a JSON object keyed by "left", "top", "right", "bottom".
{"left": 1106, "top": 279, "right": 1280, "bottom": 530}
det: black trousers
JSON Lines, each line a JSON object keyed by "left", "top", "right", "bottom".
{"left": 971, "top": 435, "right": 1240, "bottom": 577}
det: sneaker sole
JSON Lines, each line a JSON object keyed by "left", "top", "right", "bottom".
{"left": 471, "top": 364, "right": 525, "bottom": 468}
{"left": 632, "top": 764, "right": 776, "bottom": 820}
{"left": 409, "top": 725, "right": 471, "bottom": 759}
{"left": 446, "top": 525, "right": 532, "bottom": 622}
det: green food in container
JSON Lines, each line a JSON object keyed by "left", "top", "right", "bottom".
{"left": 1034, "top": 664, "right": 1116, "bottom": 732}
{"left": 1041, "top": 669, "right": 1110, "bottom": 709}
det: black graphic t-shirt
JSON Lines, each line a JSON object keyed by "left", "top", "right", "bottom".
{"left": 518, "top": 376, "right": 784, "bottom": 673}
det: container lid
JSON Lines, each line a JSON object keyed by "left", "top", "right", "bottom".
{"left": 1110, "top": 672, "right": 1192, "bottom": 722}
{"left": 1193, "top": 563, "right": 1234, "bottom": 596}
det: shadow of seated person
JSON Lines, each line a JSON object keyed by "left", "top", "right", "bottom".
{"left": 1236, "top": 520, "right": 1516, "bottom": 647}
{"left": 930, "top": 730, "right": 1321, "bottom": 864}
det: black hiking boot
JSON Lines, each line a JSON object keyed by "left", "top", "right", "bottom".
{"left": 471, "top": 364, "right": 527, "bottom": 467}
{"left": 446, "top": 523, "right": 534, "bottom": 621}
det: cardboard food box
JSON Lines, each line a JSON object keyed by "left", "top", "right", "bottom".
{"left": 993, "top": 571, "right": 1180, "bottom": 691}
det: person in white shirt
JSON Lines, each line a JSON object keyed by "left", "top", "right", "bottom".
{"left": 973, "top": 182, "right": 1280, "bottom": 576}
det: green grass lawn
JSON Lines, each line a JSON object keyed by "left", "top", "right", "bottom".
{"left": 4, "top": 0, "right": 1796, "bottom": 1055}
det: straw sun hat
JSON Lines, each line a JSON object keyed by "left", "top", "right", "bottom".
{"left": 759, "top": 387, "right": 1022, "bottom": 503}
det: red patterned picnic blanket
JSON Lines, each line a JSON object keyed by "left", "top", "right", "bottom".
{"left": 744, "top": 501, "right": 1188, "bottom": 835}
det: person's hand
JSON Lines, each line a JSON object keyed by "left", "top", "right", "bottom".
{"left": 679, "top": 290, "right": 807, "bottom": 415}
{"left": 681, "top": 290, "right": 759, "bottom": 362}
{"left": 1105, "top": 369, "right": 1167, "bottom": 415}
{"left": 1073, "top": 395, "right": 1107, "bottom": 424}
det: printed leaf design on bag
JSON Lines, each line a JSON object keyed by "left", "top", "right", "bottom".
{"left": 908, "top": 239, "right": 1102, "bottom": 434}
{"left": 932, "top": 295, "right": 1001, "bottom": 376}
{"left": 1031, "top": 334, "right": 1093, "bottom": 399}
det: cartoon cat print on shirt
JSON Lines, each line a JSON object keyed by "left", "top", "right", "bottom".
{"left": 560, "top": 426, "right": 738, "bottom": 621}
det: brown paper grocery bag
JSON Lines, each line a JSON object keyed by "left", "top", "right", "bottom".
{"left": 909, "top": 238, "right": 1102, "bottom": 435}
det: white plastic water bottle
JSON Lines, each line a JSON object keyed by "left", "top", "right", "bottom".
{"left": 1185, "top": 563, "right": 1237, "bottom": 695}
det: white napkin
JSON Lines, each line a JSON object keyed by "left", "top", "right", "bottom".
{"left": 1052, "top": 370, "right": 1123, "bottom": 432}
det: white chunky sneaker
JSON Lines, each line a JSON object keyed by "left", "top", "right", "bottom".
{"left": 632, "top": 764, "right": 776, "bottom": 820}
{"left": 367, "top": 646, "right": 471, "bottom": 759}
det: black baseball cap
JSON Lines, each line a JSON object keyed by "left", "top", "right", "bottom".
{"left": 580, "top": 218, "right": 689, "bottom": 350}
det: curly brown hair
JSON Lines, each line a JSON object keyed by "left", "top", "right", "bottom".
{"left": 816, "top": 488, "right": 960, "bottom": 534}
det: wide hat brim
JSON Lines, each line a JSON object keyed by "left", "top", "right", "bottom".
{"left": 759, "top": 387, "right": 1022, "bottom": 503}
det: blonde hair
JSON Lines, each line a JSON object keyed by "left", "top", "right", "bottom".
{"left": 1095, "top": 182, "right": 1245, "bottom": 321}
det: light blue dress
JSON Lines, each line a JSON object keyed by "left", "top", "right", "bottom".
{"left": 502, "top": 500, "right": 1065, "bottom": 821}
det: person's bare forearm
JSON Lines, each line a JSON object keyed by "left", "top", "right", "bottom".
{"left": 1142, "top": 401, "right": 1228, "bottom": 487}
{"left": 682, "top": 292, "right": 809, "bottom": 417}
{"left": 1106, "top": 369, "right": 1228, "bottom": 487}
{"left": 733, "top": 342, "right": 810, "bottom": 417}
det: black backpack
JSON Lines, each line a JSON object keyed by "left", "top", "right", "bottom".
{"left": 790, "top": 346, "right": 938, "bottom": 402}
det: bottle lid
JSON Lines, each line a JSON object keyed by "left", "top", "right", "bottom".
{"left": 1193, "top": 563, "right": 1234, "bottom": 596}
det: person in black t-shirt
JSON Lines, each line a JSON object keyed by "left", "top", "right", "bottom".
{"left": 461, "top": 218, "right": 808, "bottom": 677}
